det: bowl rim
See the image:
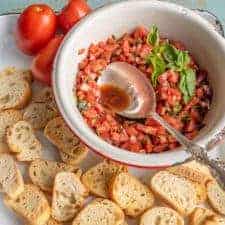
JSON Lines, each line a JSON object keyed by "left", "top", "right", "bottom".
{"left": 53, "top": 0, "right": 224, "bottom": 168}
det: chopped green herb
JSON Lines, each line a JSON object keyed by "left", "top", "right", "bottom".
{"left": 162, "top": 43, "right": 178, "bottom": 63}
{"left": 146, "top": 53, "right": 166, "bottom": 87}
{"left": 77, "top": 100, "right": 88, "bottom": 111}
{"left": 147, "top": 25, "right": 159, "bottom": 47}
{"left": 145, "top": 25, "right": 196, "bottom": 103}
{"left": 179, "top": 68, "right": 196, "bottom": 103}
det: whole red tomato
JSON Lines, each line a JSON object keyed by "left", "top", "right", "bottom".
{"left": 58, "top": 0, "right": 91, "bottom": 33}
{"left": 15, "top": 4, "right": 57, "bottom": 55}
{"left": 31, "top": 35, "right": 64, "bottom": 86}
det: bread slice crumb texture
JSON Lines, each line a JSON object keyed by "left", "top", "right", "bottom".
{"left": 52, "top": 172, "right": 88, "bottom": 222}
{"left": 4, "top": 184, "right": 50, "bottom": 225}
{"left": 207, "top": 181, "right": 225, "bottom": 215}
{"left": 150, "top": 171, "right": 197, "bottom": 216}
{"left": 29, "top": 159, "right": 81, "bottom": 192}
{"left": 109, "top": 172, "right": 154, "bottom": 217}
{"left": 7, "top": 120, "right": 42, "bottom": 161}
{"left": 140, "top": 207, "right": 184, "bottom": 225}
{"left": 0, "top": 75, "right": 31, "bottom": 111}
{"left": 81, "top": 160, "right": 127, "bottom": 198}
{"left": 0, "top": 110, "right": 22, "bottom": 153}
{"left": 0, "top": 153, "right": 24, "bottom": 199}
{"left": 72, "top": 198, "right": 125, "bottom": 225}
{"left": 44, "top": 117, "right": 88, "bottom": 161}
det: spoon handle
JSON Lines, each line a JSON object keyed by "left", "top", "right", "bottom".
{"left": 150, "top": 112, "right": 225, "bottom": 188}
{"left": 151, "top": 112, "right": 196, "bottom": 149}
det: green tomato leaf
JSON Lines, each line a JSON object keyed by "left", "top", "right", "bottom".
{"left": 147, "top": 25, "right": 159, "bottom": 47}
{"left": 148, "top": 53, "right": 166, "bottom": 86}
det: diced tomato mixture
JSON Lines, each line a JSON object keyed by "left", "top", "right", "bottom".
{"left": 75, "top": 26, "right": 212, "bottom": 153}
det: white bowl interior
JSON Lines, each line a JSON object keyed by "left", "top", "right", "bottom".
{"left": 53, "top": 0, "right": 225, "bottom": 167}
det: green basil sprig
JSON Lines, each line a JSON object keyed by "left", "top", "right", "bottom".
{"left": 145, "top": 25, "right": 196, "bottom": 103}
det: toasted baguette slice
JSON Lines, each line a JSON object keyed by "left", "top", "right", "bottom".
{"left": 4, "top": 184, "right": 50, "bottom": 225}
{"left": 81, "top": 160, "right": 127, "bottom": 198}
{"left": 0, "top": 110, "right": 23, "bottom": 153}
{"left": 150, "top": 171, "right": 197, "bottom": 216}
{"left": 29, "top": 159, "right": 82, "bottom": 192}
{"left": 0, "top": 67, "right": 33, "bottom": 83}
{"left": 44, "top": 117, "right": 88, "bottom": 159}
{"left": 203, "top": 215, "right": 225, "bottom": 225}
{"left": 0, "top": 75, "right": 31, "bottom": 111}
{"left": 0, "top": 154, "right": 24, "bottom": 199}
{"left": 52, "top": 172, "right": 89, "bottom": 222}
{"left": 207, "top": 181, "right": 225, "bottom": 215}
{"left": 167, "top": 165, "right": 209, "bottom": 203}
{"left": 59, "top": 149, "right": 88, "bottom": 165}
{"left": 33, "top": 87, "right": 57, "bottom": 111}
{"left": 7, "top": 121, "right": 42, "bottom": 161}
{"left": 190, "top": 207, "right": 216, "bottom": 225}
{"left": 23, "top": 103, "right": 59, "bottom": 130}
{"left": 109, "top": 172, "right": 154, "bottom": 217}
{"left": 140, "top": 207, "right": 184, "bottom": 225}
{"left": 46, "top": 217, "right": 63, "bottom": 225}
{"left": 167, "top": 165, "right": 211, "bottom": 185}
{"left": 72, "top": 198, "right": 125, "bottom": 225}
{"left": 183, "top": 161, "right": 213, "bottom": 178}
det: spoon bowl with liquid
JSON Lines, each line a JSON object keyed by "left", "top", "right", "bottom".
{"left": 98, "top": 61, "right": 225, "bottom": 188}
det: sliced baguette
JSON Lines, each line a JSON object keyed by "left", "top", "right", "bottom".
{"left": 7, "top": 121, "right": 42, "bottom": 161}
{"left": 45, "top": 217, "right": 63, "bottom": 225}
{"left": 81, "top": 160, "right": 127, "bottom": 198}
{"left": 203, "top": 215, "right": 225, "bottom": 225}
{"left": 4, "top": 184, "right": 51, "bottom": 225}
{"left": 0, "top": 75, "right": 31, "bottom": 111}
{"left": 0, "top": 67, "right": 33, "bottom": 83}
{"left": 150, "top": 171, "right": 197, "bottom": 216}
{"left": 0, "top": 110, "right": 23, "bottom": 153}
{"left": 52, "top": 172, "right": 89, "bottom": 222}
{"left": 33, "top": 87, "right": 57, "bottom": 111}
{"left": 207, "top": 181, "right": 225, "bottom": 215}
{"left": 183, "top": 160, "right": 213, "bottom": 178}
{"left": 109, "top": 172, "right": 154, "bottom": 217}
{"left": 167, "top": 165, "right": 209, "bottom": 203}
{"left": 140, "top": 207, "right": 184, "bottom": 225}
{"left": 29, "top": 159, "right": 82, "bottom": 192}
{"left": 190, "top": 207, "right": 216, "bottom": 225}
{"left": 0, "top": 153, "right": 24, "bottom": 199}
{"left": 23, "top": 103, "right": 59, "bottom": 130}
{"left": 44, "top": 117, "right": 88, "bottom": 160}
{"left": 72, "top": 198, "right": 125, "bottom": 225}
{"left": 59, "top": 149, "right": 88, "bottom": 165}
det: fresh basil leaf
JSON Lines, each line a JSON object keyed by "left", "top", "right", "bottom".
{"left": 162, "top": 44, "right": 178, "bottom": 63}
{"left": 176, "top": 51, "right": 190, "bottom": 68}
{"left": 179, "top": 68, "right": 196, "bottom": 103}
{"left": 147, "top": 25, "right": 159, "bottom": 47}
{"left": 148, "top": 53, "right": 166, "bottom": 86}
{"left": 184, "top": 68, "right": 196, "bottom": 97}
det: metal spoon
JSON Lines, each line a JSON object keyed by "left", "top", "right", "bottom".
{"left": 98, "top": 61, "right": 225, "bottom": 188}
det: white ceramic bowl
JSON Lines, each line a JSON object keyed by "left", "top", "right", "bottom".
{"left": 53, "top": 0, "right": 225, "bottom": 168}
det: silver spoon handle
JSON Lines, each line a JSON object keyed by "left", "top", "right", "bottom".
{"left": 151, "top": 112, "right": 194, "bottom": 149}
{"left": 150, "top": 112, "right": 225, "bottom": 188}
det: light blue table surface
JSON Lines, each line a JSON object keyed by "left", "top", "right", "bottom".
{"left": 1, "top": 0, "right": 225, "bottom": 29}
